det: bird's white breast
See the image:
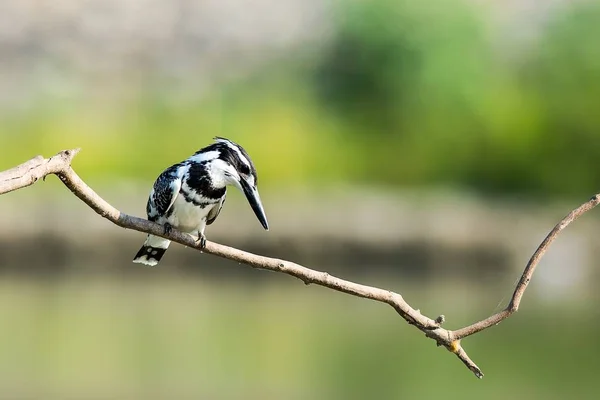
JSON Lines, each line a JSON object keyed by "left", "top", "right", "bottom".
{"left": 167, "top": 194, "right": 217, "bottom": 234}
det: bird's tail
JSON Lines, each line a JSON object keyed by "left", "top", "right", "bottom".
{"left": 132, "top": 235, "right": 171, "bottom": 266}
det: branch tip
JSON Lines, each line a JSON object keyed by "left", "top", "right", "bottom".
{"left": 58, "top": 148, "right": 81, "bottom": 164}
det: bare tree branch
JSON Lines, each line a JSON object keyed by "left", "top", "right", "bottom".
{"left": 2, "top": 150, "right": 598, "bottom": 379}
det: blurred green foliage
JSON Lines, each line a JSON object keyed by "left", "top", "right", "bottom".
{"left": 2, "top": 0, "right": 600, "bottom": 198}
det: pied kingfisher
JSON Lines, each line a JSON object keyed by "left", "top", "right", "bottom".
{"left": 132, "top": 137, "right": 269, "bottom": 266}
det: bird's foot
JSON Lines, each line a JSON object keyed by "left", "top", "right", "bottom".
{"left": 163, "top": 222, "right": 173, "bottom": 235}
{"left": 196, "top": 232, "right": 207, "bottom": 249}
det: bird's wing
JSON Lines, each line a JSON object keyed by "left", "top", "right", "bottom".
{"left": 147, "top": 164, "right": 184, "bottom": 220}
{"left": 206, "top": 193, "right": 226, "bottom": 225}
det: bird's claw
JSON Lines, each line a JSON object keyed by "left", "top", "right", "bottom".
{"left": 163, "top": 222, "right": 173, "bottom": 235}
{"left": 196, "top": 232, "right": 207, "bottom": 249}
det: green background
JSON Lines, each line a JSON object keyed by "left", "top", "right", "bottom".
{"left": 1, "top": 0, "right": 600, "bottom": 398}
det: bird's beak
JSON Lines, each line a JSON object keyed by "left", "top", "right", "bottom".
{"left": 240, "top": 179, "right": 269, "bottom": 230}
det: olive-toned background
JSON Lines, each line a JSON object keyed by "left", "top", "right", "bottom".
{"left": 1, "top": 0, "right": 600, "bottom": 398}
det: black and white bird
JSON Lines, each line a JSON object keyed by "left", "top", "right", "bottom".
{"left": 132, "top": 137, "right": 269, "bottom": 266}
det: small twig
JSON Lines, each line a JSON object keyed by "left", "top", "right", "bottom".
{"left": 2, "top": 149, "right": 597, "bottom": 379}
{"left": 451, "top": 195, "right": 600, "bottom": 340}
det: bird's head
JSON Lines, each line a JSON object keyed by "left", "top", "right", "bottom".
{"left": 198, "top": 137, "right": 269, "bottom": 230}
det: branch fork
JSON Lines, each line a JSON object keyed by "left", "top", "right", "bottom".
{"left": 2, "top": 149, "right": 598, "bottom": 379}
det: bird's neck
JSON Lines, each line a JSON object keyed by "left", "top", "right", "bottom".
{"left": 185, "top": 162, "right": 227, "bottom": 199}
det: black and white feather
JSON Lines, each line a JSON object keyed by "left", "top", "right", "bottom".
{"left": 133, "top": 137, "right": 269, "bottom": 266}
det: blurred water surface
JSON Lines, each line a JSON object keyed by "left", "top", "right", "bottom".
{"left": 0, "top": 277, "right": 598, "bottom": 399}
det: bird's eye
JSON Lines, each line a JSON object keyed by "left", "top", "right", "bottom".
{"left": 240, "top": 164, "right": 250, "bottom": 175}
